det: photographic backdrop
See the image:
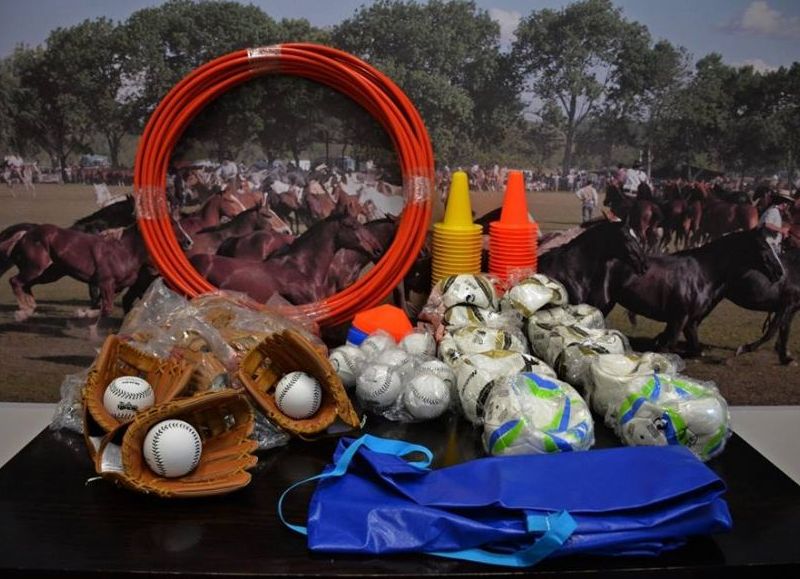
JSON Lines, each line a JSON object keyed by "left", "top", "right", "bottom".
{"left": 0, "top": 0, "right": 798, "bottom": 403}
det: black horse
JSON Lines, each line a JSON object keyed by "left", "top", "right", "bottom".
{"left": 728, "top": 247, "right": 800, "bottom": 364}
{"left": 538, "top": 220, "right": 648, "bottom": 310}
{"left": 607, "top": 229, "right": 784, "bottom": 356}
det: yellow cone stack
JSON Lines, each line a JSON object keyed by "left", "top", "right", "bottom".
{"left": 431, "top": 171, "right": 482, "bottom": 284}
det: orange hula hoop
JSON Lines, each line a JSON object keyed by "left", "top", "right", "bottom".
{"left": 134, "top": 43, "right": 434, "bottom": 327}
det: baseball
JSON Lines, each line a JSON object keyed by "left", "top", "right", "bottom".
{"left": 403, "top": 374, "right": 451, "bottom": 420}
{"left": 360, "top": 334, "right": 396, "bottom": 359}
{"left": 103, "top": 376, "right": 155, "bottom": 421}
{"left": 356, "top": 364, "right": 402, "bottom": 408}
{"left": 400, "top": 331, "right": 436, "bottom": 357}
{"left": 274, "top": 371, "right": 322, "bottom": 419}
{"left": 329, "top": 345, "right": 365, "bottom": 388}
{"left": 418, "top": 360, "right": 455, "bottom": 393}
{"left": 143, "top": 419, "right": 202, "bottom": 478}
{"left": 376, "top": 348, "right": 413, "bottom": 372}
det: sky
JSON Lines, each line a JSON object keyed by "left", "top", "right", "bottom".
{"left": 0, "top": 0, "right": 798, "bottom": 71}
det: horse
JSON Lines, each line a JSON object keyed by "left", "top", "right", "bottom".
{"left": 538, "top": 220, "right": 648, "bottom": 311}
{"left": 300, "top": 179, "right": 337, "bottom": 228}
{"left": 728, "top": 247, "right": 800, "bottom": 365}
{"left": 184, "top": 203, "right": 278, "bottom": 256}
{"left": 697, "top": 185, "right": 758, "bottom": 244}
{"left": 323, "top": 218, "right": 396, "bottom": 294}
{"left": 177, "top": 191, "right": 246, "bottom": 241}
{"left": 190, "top": 214, "right": 384, "bottom": 305}
{"left": 264, "top": 180, "right": 303, "bottom": 234}
{"left": 71, "top": 196, "right": 136, "bottom": 233}
{"left": 7, "top": 224, "right": 148, "bottom": 336}
{"left": 604, "top": 183, "right": 662, "bottom": 252}
{"left": 606, "top": 229, "right": 784, "bottom": 356}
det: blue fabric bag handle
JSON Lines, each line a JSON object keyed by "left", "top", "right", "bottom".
{"left": 278, "top": 434, "right": 577, "bottom": 568}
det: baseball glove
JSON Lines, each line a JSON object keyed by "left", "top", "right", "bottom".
{"left": 238, "top": 329, "right": 361, "bottom": 436}
{"left": 170, "top": 347, "right": 230, "bottom": 393}
{"left": 93, "top": 390, "right": 258, "bottom": 498}
{"left": 83, "top": 335, "right": 196, "bottom": 452}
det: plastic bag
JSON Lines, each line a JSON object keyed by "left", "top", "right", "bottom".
{"left": 455, "top": 350, "right": 557, "bottom": 424}
{"left": 482, "top": 372, "right": 594, "bottom": 456}
{"left": 420, "top": 273, "right": 502, "bottom": 330}
{"left": 500, "top": 273, "right": 569, "bottom": 317}
{"left": 601, "top": 372, "right": 731, "bottom": 461}
{"left": 439, "top": 325, "right": 528, "bottom": 366}
{"left": 528, "top": 304, "right": 605, "bottom": 332}
{"left": 529, "top": 324, "right": 629, "bottom": 369}
{"left": 442, "top": 304, "right": 523, "bottom": 331}
{"left": 588, "top": 352, "right": 684, "bottom": 410}
{"left": 50, "top": 368, "right": 90, "bottom": 434}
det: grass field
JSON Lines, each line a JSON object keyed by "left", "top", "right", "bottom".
{"left": 0, "top": 183, "right": 797, "bottom": 405}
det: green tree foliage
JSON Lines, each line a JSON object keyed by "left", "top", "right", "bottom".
{"left": 11, "top": 43, "right": 93, "bottom": 178}
{"left": 513, "top": 0, "right": 683, "bottom": 174}
{"left": 333, "top": 0, "right": 522, "bottom": 162}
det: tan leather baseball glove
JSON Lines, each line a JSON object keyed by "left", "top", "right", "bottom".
{"left": 83, "top": 335, "right": 195, "bottom": 434}
{"left": 93, "top": 390, "right": 258, "bottom": 498}
{"left": 238, "top": 329, "right": 361, "bottom": 436}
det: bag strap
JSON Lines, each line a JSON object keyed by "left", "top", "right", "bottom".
{"left": 278, "top": 434, "right": 433, "bottom": 535}
{"left": 278, "top": 433, "right": 576, "bottom": 567}
{"left": 430, "top": 510, "right": 576, "bottom": 567}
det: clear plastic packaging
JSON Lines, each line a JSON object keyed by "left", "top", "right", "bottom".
{"left": 442, "top": 304, "right": 524, "bottom": 332}
{"left": 399, "top": 328, "right": 437, "bottom": 357}
{"left": 588, "top": 352, "right": 684, "bottom": 410}
{"left": 530, "top": 324, "right": 630, "bottom": 370}
{"left": 439, "top": 324, "right": 528, "bottom": 366}
{"left": 455, "top": 350, "right": 557, "bottom": 424}
{"left": 252, "top": 411, "right": 292, "bottom": 451}
{"left": 500, "top": 273, "right": 570, "bottom": 317}
{"left": 420, "top": 273, "right": 502, "bottom": 330}
{"left": 50, "top": 368, "right": 90, "bottom": 434}
{"left": 482, "top": 372, "right": 595, "bottom": 456}
{"left": 528, "top": 304, "right": 605, "bottom": 332}
{"left": 602, "top": 372, "right": 731, "bottom": 462}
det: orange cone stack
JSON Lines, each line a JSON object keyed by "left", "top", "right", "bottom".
{"left": 488, "top": 171, "right": 539, "bottom": 281}
{"left": 431, "top": 171, "right": 482, "bottom": 284}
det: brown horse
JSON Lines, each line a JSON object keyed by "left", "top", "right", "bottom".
{"left": 300, "top": 179, "right": 337, "bottom": 228}
{"left": 190, "top": 214, "right": 383, "bottom": 305}
{"left": 697, "top": 186, "right": 758, "bottom": 244}
{"left": 265, "top": 182, "right": 303, "bottom": 234}
{"left": 604, "top": 183, "right": 663, "bottom": 252}
{"left": 215, "top": 229, "right": 295, "bottom": 261}
{"left": 8, "top": 224, "right": 148, "bottom": 335}
{"left": 185, "top": 203, "right": 282, "bottom": 256}
{"left": 323, "top": 218, "right": 396, "bottom": 294}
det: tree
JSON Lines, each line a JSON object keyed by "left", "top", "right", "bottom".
{"left": 334, "top": 0, "right": 521, "bottom": 162}
{"left": 35, "top": 19, "right": 137, "bottom": 168}
{"left": 12, "top": 46, "right": 93, "bottom": 178}
{"left": 513, "top": 0, "right": 667, "bottom": 174}
{"left": 652, "top": 54, "right": 734, "bottom": 176}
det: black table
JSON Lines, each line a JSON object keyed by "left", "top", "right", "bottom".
{"left": 1, "top": 416, "right": 799, "bottom": 578}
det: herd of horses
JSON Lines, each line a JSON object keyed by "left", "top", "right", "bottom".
{"left": 0, "top": 174, "right": 797, "bottom": 364}
{"left": 604, "top": 180, "right": 800, "bottom": 253}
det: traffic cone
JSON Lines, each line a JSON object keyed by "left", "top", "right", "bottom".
{"left": 488, "top": 170, "right": 538, "bottom": 281}
{"left": 432, "top": 171, "right": 482, "bottom": 284}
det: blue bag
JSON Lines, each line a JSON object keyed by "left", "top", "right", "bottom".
{"left": 279, "top": 435, "right": 732, "bottom": 567}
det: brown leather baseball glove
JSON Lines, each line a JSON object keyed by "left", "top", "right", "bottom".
{"left": 83, "top": 335, "right": 196, "bottom": 459}
{"left": 238, "top": 329, "right": 361, "bottom": 436}
{"left": 93, "top": 390, "right": 257, "bottom": 498}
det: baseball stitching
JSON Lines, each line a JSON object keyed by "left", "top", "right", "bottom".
{"left": 149, "top": 421, "right": 201, "bottom": 477}
{"left": 411, "top": 385, "right": 442, "bottom": 406}
{"left": 277, "top": 373, "right": 302, "bottom": 407}
{"left": 372, "top": 371, "right": 394, "bottom": 399}
{"left": 108, "top": 379, "right": 151, "bottom": 401}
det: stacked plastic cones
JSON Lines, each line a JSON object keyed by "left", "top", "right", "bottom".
{"left": 488, "top": 170, "right": 539, "bottom": 281}
{"left": 431, "top": 171, "right": 482, "bottom": 284}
